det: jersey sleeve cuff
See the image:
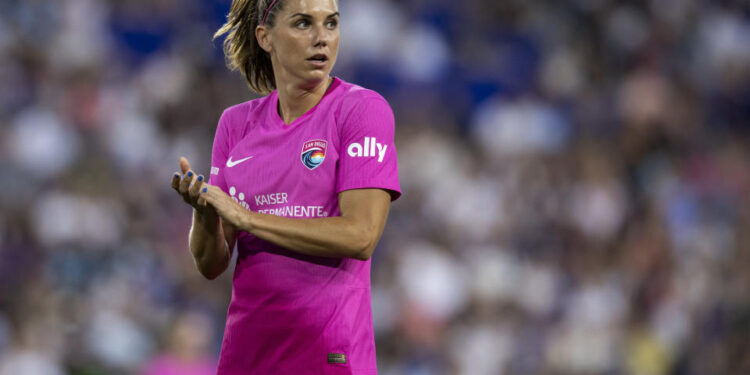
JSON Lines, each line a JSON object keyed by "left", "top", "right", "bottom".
{"left": 337, "top": 181, "right": 402, "bottom": 202}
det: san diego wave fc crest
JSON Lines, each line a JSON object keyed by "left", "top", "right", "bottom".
{"left": 301, "top": 139, "right": 327, "bottom": 170}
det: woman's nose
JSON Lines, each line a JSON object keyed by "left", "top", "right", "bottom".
{"left": 312, "top": 24, "right": 330, "bottom": 47}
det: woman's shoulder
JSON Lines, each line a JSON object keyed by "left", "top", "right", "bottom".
{"left": 329, "top": 79, "right": 395, "bottom": 137}
{"left": 334, "top": 78, "right": 389, "bottom": 106}
{"left": 332, "top": 78, "right": 392, "bottom": 123}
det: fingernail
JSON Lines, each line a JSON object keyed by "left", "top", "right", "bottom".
{"left": 202, "top": 187, "right": 207, "bottom": 193}
{"left": 187, "top": 171, "right": 193, "bottom": 177}
{"left": 197, "top": 175, "right": 203, "bottom": 182}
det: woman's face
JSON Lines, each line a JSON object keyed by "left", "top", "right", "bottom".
{"left": 261, "top": 0, "right": 340, "bottom": 86}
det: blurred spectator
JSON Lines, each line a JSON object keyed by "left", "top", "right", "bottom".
{"left": 139, "top": 311, "right": 217, "bottom": 375}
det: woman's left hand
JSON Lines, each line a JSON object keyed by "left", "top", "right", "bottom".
{"left": 198, "top": 185, "right": 249, "bottom": 230}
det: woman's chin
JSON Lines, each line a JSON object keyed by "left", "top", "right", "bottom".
{"left": 298, "top": 70, "right": 332, "bottom": 86}
{"left": 309, "top": 68, "right": 331, "bottom": 78}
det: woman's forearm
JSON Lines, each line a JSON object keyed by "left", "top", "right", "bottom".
{"left": 189, "top": 209, "right": 230, "bottom": 279}
{"left": 231, "top": 189, "right": 391, "bottom": 260}
{"left": 239, "top": 213, "right": 376, "bottom": 260}
{"left": 198, "top": 186, "right": 391, "bottom": 261}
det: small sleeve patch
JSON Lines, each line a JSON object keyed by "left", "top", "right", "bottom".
{"left": 327, "top": 353, "right": 346, "bottom": 364}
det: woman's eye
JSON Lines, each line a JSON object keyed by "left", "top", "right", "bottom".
{"left": 326, "top": 20, "right": 338, "bottom": 28}
{"left": 295, "top": 20, "right": 309, "bottom": 28}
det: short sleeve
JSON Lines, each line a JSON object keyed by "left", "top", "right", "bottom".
{"left": 208, "top": 111, "right": 231, "bottom": 193}
{"left": 337, "top": 97, "right": 401, "bottom": 201}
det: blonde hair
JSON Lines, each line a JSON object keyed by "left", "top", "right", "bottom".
{"left": 214, "top": 0, "right": 286, "bottom": 94}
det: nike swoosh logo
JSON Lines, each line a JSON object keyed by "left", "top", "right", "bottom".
{"left": 226, "top": 156, "right": 254, "bottom": 167}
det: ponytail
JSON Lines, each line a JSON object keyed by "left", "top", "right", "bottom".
{"left": 214, "top": 0, "right": 285, "bottom": 94}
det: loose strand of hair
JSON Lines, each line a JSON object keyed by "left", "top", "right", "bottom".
{"left": 214, "top": 0, "right": 277, "bottom": 94}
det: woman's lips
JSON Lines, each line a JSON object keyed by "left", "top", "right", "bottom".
{"left": 308, "top": 54, "right": 328, "bottom": 61}
{"left": 307, "top": 55, "right": 328, "bottom": 68}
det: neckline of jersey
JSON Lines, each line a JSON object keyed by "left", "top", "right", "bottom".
{"left": 271, "top": 76, "right": 341, "bottom": 128}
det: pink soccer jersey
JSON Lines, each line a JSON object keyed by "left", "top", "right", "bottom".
{"left": 208, "top": 77, "right": 400, "bottom": 375}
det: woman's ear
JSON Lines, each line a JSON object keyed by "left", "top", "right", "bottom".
{"left": 256, "top": 26, "right": 272, "bottom": 53}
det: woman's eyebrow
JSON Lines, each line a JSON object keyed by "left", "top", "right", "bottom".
{"left": 288, "top": 12, "right": 339, "bottom": 19}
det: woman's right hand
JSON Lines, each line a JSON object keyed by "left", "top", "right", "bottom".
{"left": 172, "top": 156, "right": 231, "bottom": 279}
{"left": 171, "top": 157, "right": 212, "bottom": 215}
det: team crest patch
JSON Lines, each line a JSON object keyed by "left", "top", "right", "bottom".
{"left": 301, "top": 139, "right": 327, "bottom": 170}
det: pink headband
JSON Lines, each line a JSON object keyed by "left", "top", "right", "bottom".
{"left": 261, "top": 0, "right": 279, "bottom": 25}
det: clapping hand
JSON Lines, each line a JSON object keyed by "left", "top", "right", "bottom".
{"left": 170, "top": 157, "right": 248, "bottom": 229}
{"left": 171, "top": 157, "right": 212, "bottom": 213}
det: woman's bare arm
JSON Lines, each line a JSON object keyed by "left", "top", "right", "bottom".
{"left": 188, "top": 208, "right": 236, "bottom": 279}
{"left": 172, "top": 157, "right": 237, "bottom": 279}
{"left": 198, "top": 186, "right": 391, "bottom": 260}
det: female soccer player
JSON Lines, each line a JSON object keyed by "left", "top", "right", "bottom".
{"left": 170, "top": 0, "right": 400, "bottom": 373}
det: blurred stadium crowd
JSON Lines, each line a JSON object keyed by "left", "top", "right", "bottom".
{"left": 0, "top": 0, "right": 748, "bottom": 374}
